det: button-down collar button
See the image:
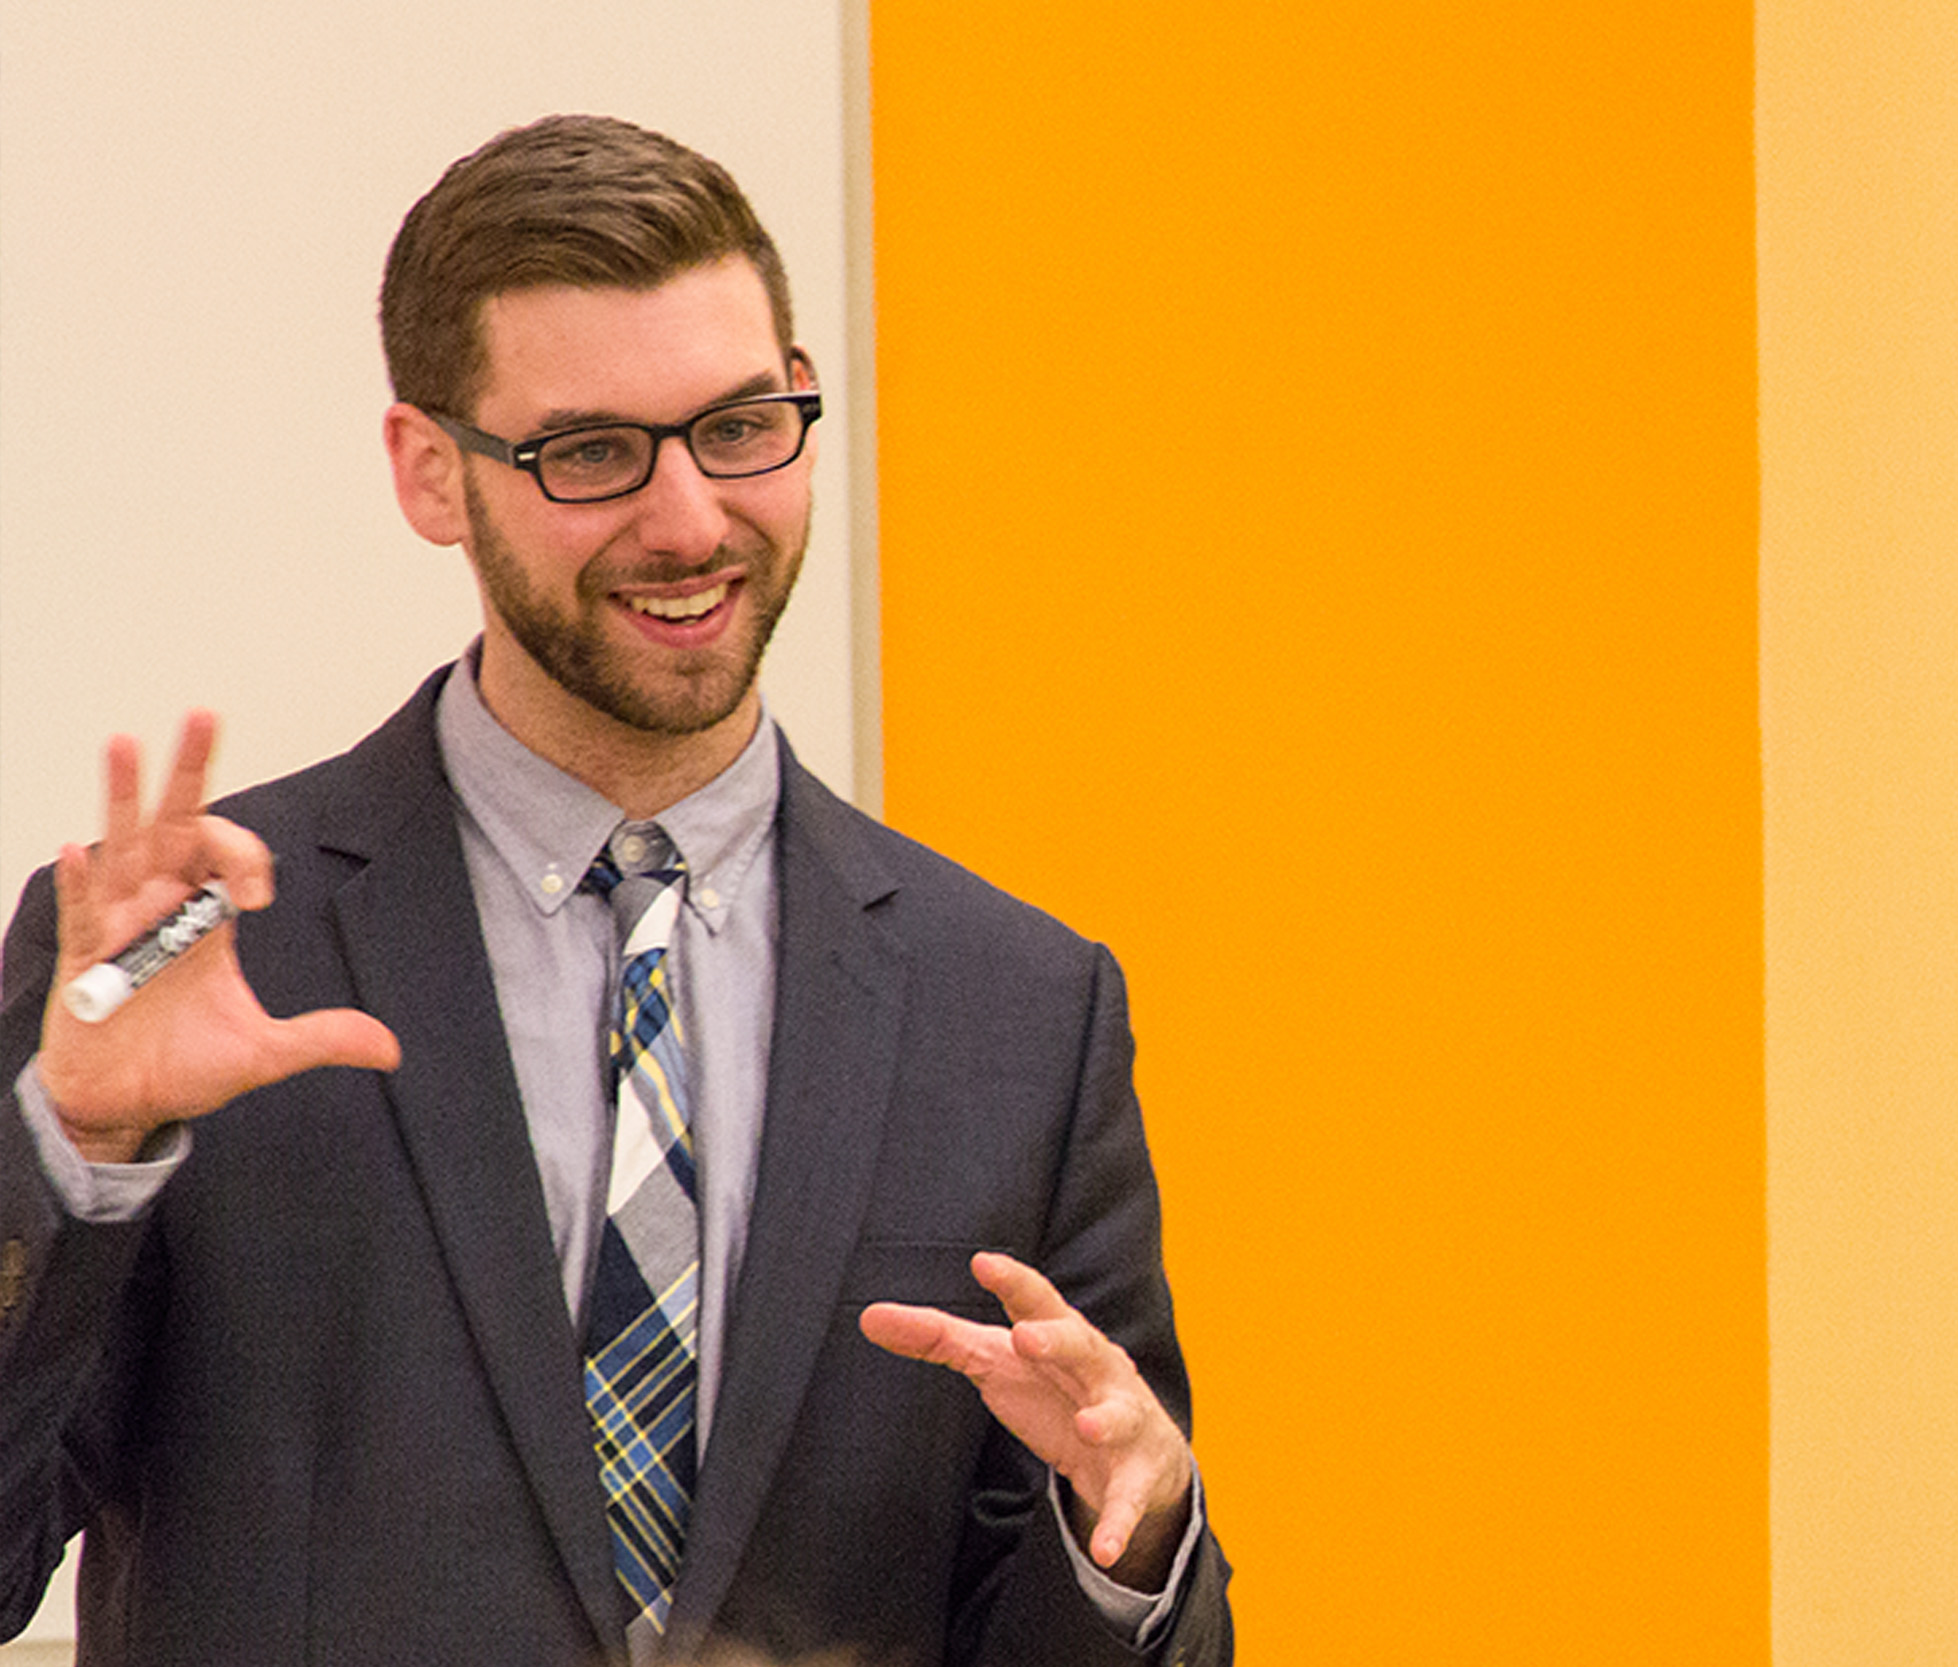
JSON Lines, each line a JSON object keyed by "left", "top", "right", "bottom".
{"left": 540, "top": 871, "right": 566, "bottom": 897}
{"left": 698, "top": 885, "right": 722, "bottom": 910}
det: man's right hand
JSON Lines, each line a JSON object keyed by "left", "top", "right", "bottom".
{"left": 36, "top": 710, "right": 401, "bottom": 1165}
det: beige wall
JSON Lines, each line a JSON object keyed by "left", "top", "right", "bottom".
{"left": 1760, "top": 0, "right": 1958, "bottom": 1660}
{"left": 0, "top": 3, "right": 863, "bottom": 1648}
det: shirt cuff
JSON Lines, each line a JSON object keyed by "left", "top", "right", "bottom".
{"left": 16, "top": 1060, "right": 188, "bottom": 1222}
{"left": 1048, "top": 1463, "right": 1206, "bottom": 1647}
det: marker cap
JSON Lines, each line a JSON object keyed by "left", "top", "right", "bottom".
{"left": 63, "top": 962, "right": 137, "bottom": 1024}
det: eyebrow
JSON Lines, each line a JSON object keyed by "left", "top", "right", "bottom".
{"left": 530, "top": 371, "right": 788, "bottom": 437}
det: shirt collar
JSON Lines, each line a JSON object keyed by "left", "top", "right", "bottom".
{"left": 435, "top": 643, "right": 781, "bottom": 934}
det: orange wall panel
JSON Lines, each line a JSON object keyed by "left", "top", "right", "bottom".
{"left": 871, "top": 6, "right": 1765, "bottom": 1661}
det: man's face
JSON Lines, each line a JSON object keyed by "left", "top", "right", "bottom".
{"left": 459, "top": 260, "right": 813, "bottom": 753}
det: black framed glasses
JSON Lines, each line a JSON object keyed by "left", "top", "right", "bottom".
{"left": 432, "top": 389, "right": 822, "bottom": 504}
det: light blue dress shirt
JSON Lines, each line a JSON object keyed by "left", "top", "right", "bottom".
{"left": 434, "top": 653, "right": 779, "bottom": 1450}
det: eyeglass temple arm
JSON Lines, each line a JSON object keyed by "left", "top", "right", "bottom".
{"left": 430, "top": 412, "right": 520, "bottom": 466}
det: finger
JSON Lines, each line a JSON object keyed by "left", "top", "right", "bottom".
{"left": 1015, "top": 1293, "right": 1147, "bottom": 1396}
{"left": 859, "top": 1302, "right": 943, "bottom": 1359}
{"left": 1074, "top": 1391, "right": 1147, "bottom": 1448}
{"left": 153, "top": 711, "right": 218, "bottom": 824}
{"left": 98, "top": 735, "right": 145, "bottom": 893}
{"left": 1089, "top": 1492, "right": 1145, "bottom": 1569}
{"left": 148, "top": 716, "right": 226, "bottom": 879}
{"left": 1008, "top": 1316, "right": 1103, "bottom": 1403}
{"left": 970, "top": 1250, "right": 1073, "bottom": 1325}
{"left": 1013, "top": 1314, "right": 1099, "bottom": 1370}
{"left": 51, "top": 843, "right": 103, "bottom": 970}
{"left": 192, "top": 816, "right": 278, "bottom": 911}
{"left": 859, "top": 1302, "right": 1004, "bottom": 1377}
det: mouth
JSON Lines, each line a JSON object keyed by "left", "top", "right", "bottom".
{"left": 609, "top": 571, "right": 743, "bottom": 648}
{"left": 624, "top": 581, "right": 731, "bottom": 623}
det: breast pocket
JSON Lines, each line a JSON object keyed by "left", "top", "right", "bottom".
{"left": 836, "top": 1239, "right": 1001, "bottom": 1318}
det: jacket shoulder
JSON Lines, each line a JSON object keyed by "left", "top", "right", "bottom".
{"left": 776, "top": 748, "right": 1108, "bottom": 975}
{"left": 208, "top": 667, "right": 453, "bottom": 857}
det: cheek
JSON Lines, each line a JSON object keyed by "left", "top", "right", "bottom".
{"left": 745, "top": 472, "right": 815, "bottom": 538}
{"left": 507, "top": 508, "right": 632, "bottom": 583}
{"left": 473, "top": 465, "right": 623, "bottom": 549}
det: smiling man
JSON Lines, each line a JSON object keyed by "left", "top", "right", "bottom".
{"left": 0, "top": 117, "right": 1231, "bottom": 1667}
{"left": 409, "top": 272, "right": 815, "bottom": 790}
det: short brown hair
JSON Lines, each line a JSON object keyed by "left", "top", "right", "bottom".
{"left": 380, "top": 114, "right": 794, "bottom": 417}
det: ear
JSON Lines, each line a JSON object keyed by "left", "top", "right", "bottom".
{"left": 383, "top": 403, "right": 470, "bottom": 547}
{"left": 787, "top": 348, "right": 822, "bottom": 468}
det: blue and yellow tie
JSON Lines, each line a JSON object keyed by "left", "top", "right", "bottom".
{"left": 582, "top": 836, "right": 697, "bottom": 1644}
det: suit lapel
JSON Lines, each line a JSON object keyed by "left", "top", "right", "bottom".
{"left": 665, "top": 754, "right": 907, "bottom": 1654}
{"left": 315, "top": 681, "right": 622, "bottom": 1652}
{"left": 312, "top": 697, "right": 909, "bottom": 1659}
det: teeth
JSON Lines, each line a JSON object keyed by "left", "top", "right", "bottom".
{"left": 628, "top": 583, "right": 728, "bottom": 622}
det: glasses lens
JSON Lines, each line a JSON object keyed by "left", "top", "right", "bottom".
{"left": 536, "top": 428, "right": 655, "bottom": 501}
{"left": 690, "top": 399, "right": 804, "bottom": 477}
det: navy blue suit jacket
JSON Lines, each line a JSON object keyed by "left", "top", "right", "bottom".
{"left": 0, "top": 668, "right": 1230, "bottom": 1666}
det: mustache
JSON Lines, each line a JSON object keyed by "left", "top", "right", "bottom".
{"left": 577, "top": 548, "right": 751, "bottom": 594}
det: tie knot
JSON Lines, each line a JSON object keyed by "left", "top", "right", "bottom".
{"left": 582, "top": 828, "right": 684, "bottom": 898}
{"left": 584, "top": 829, "right": 687, "bottom": 955}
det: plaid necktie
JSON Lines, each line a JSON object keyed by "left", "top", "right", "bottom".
{"left": 582, "top": 834, "right": 697, "bottom": 1645}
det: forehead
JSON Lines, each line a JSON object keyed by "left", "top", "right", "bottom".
{"left": 474, "top": 258, "right": 781, "bottom": 424}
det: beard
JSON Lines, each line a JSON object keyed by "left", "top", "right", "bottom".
{"left": 463, "top": 476, "right": 804, "bottom": 737}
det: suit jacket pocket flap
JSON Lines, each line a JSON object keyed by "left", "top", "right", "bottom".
{"left": 838, "top": 1239, "right": 996, "bottom": 1315}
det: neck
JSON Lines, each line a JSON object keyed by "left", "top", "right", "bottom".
{"left": 475, "top": 644, "right": 762, "bottom": 819}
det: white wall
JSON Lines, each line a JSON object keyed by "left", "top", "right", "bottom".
{"left": 0, "top": 2, "right": 861, "bottom": 1648}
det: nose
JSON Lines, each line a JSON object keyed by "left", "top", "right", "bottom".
{"left": 627, "top": 433, "right": 730, "bottom": 561}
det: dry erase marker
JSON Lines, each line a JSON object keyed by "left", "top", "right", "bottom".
{"left": 62, "top": 882, "right": 236, "bottom": 1023}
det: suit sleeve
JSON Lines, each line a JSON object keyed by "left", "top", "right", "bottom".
{"left": 0, "top": 870, "right": 157, "bottom": 1640}
{"left": 962, "top": 943, "right": 1233, "bottom": 1666}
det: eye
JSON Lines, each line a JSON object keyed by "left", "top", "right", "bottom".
{"left": 691, "top": 401, "right": 797, "bottom": 468}
{"left": 554, "top": 434, "right": 626, "bottom": 469}
{"left": 698, "top": 411, "right": 768, "bottom": 447}
{"left": 538, "top": 427, "right": 648, "bottom": 487}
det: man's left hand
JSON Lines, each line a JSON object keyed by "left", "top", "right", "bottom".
{"left": 860, "top": 1251, "right": 1194, "bottom": 1590}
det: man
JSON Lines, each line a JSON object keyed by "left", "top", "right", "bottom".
{"left": 0, "top": 117, "right": 1230, "bottom": 1666}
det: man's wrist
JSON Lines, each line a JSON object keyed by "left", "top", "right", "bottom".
{"left": 35, "top": 1049, "right": 173, "bottom": 1165}
{"left": 17, "top": 1060, "right": 190, "bottom": 1222}
{"left": 55, "top": 1114, "right": 151, "bottom": 1166}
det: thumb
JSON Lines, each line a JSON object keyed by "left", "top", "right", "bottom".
{"left": 265, "top": 1009, "right": 403, "bottom": 1077}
